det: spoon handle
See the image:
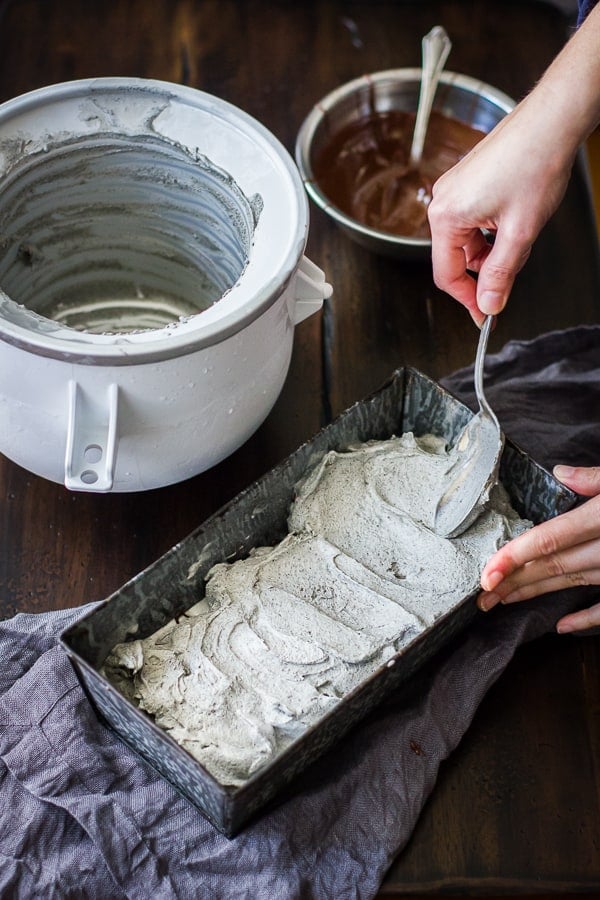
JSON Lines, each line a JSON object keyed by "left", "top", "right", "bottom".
{"left": 409, "top": 25, "right": 452, "bottom": 167}
{"left": 474, "top": 314, "right": 500, "bottom": 426}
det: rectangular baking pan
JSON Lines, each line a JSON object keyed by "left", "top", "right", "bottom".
{"left": 60, "top": 368, "right": 576, "bottom": 836}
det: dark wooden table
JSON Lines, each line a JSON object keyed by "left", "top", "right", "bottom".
{"left": 0, "top": 1, "right": 599, "bottom": 896}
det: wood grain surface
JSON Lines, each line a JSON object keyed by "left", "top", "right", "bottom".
{"left": 0, "top": 1, "right": 598, "bottom": 895}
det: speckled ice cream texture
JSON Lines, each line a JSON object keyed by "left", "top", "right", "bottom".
{"left": 104, "top": 433, "right": 531, "bottom": 786}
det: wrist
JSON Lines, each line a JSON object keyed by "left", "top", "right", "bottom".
{"left": 529, "top": 4, "right": 600, "bottom": 150}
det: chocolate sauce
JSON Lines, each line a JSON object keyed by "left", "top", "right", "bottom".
{"left": 313, "top": 109, "right": 485, "bottom": 239}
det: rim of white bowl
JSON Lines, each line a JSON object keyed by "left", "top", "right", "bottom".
{"left": 0, "top": 77, "right": 309, "bottom": 364}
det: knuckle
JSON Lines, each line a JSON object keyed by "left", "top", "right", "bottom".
{"left": 584, "top": 468, "right": 600, "bottom": 492}
{"left": 503, "top": 225, "right": 533, "bottom": 247}
{"left": 499, "top": 218, "right": 537, "bottom": 248}
{"left": 432, "top": 269, "right": 445, "bottom": 290}
{"left": 486, "top": 260, "right": 514, "bottom": 277}
{"left": 545, "top": 553, "right": 567, "bottom": 578}
{"left": 534, "top": 528, "right": 560, "bottom": 558}
{"left": 565, "top": 571, "right": 589, "bottom": 587}
{"left": 426, "top": 200, "right": 442, "bottom": 224}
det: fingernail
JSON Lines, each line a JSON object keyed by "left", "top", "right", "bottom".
{"left": 478, "top": 592, "right": 499, "bottom": 612}
{"left": 556, "top": 620, "right": 574, "bottom": 634}
{"left": 553, "top": 465, "right": 575, "bottom": 480}
{"left": 481, "top": 570, "right": 503, "bottom": 592}
{"left": 479, "top": 290, "right": 505, "bottom": 314}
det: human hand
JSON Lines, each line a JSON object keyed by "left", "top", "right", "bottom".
{"left": 428, "top": 2, "right": 600, "bottom": 323}
{"left": 427, "top": 101, "right": 573, "bottom": 325}
{"left": 477, "top": 465, "right": 600, "bottom": 633}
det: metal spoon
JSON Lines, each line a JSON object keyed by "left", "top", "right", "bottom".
{"left": 409, "top": 25, "right": 452, "bottom": 167}
{"left": 434, "top": 315, "right": 505, "bottom": 538}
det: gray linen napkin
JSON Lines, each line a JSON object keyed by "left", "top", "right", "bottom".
{"left": 1, "top": 325, "right": 599, "bottom": 900}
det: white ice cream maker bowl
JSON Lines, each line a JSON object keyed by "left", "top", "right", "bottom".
{"left": 0, "top": 78, "right": 331, "bottom": 491}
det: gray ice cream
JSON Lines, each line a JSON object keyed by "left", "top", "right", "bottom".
{"left": 104, "top": 433, "right": 530, "bottom": 786}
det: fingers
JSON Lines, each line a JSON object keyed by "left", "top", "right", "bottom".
{"left": 478, "top": 539, "right": 600, "bottom": 610}
{"left": 428, "top": 184, "right": 486, "bottom": 323}
{"left": 429, "top": 205, "right": 532, "bottom": 320}
{"left": 478, "top": 571, "right": 598, "bottom": 612}
{"left": 463, "top": 230, "right": 490, "bottom": 274}
{"left": 480, "top": 495, "right": 600, "bottom": 590}
{"left": 476, "top": 494, "right": 600, "bottom": 635}
{"left": 557, "top": 601, "right": 600, "bottom": 634}
{"left": 430, "top": 227, "right": 481, "bottom": 323}
{"left": 553, "top": 464, "right": 600, "bottom": 497}
{"left": 475, "top": 230, "right": 532, "bottom": 315}
{"left": 479, "top": 581, "right": 600, "bottom": 635}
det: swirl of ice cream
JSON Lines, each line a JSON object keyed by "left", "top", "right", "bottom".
{"left": 104, "top": 433, "right": 530, "bottom": 786}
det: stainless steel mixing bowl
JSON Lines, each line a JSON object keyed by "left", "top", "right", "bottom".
{"left": 295, "top": 69, "right": 515, "bottom": 259}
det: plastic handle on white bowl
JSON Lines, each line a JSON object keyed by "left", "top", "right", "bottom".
{"left": 64, "top": 380, "right": 120, "bottom": 492}
{"left": 290, "top": 255, "right": 332, "bottom": 325}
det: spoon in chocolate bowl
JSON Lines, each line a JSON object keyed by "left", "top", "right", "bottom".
{"left": 409, "top": 25, "right": 452, "bottom": 167}
{"left": 434, "top": 315, "right": 505, "bottom": 538}
{"left": 356, "top": 23, "right": 452, "bottom": 236}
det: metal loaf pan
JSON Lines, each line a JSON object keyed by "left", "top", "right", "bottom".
{"left": 60, "top": 368, "right": 576, "bottom": 837}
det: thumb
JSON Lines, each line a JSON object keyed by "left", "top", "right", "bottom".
{"left": 476, "top": 232, "right": 532, "bottom": 314}
{"left": 553, "top": 465, "right": 600, "bottom": 497}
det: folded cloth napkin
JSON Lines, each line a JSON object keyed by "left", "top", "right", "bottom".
{"left": 2, "top": 325, "right": 600, "bottom": 900}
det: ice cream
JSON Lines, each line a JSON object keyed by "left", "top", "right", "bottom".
{"left": 104, "top": 432, "right": 530, "bottom": 786}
